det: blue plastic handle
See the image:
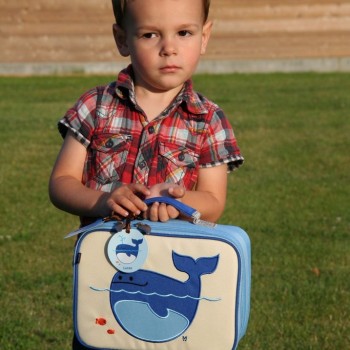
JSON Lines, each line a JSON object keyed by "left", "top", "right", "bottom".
{"left": 144, "top": 197, "right": 199, "bottom": 219}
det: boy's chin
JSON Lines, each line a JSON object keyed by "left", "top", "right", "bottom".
{"left": 151, "top": 76, "right": 188, "bottom": 92}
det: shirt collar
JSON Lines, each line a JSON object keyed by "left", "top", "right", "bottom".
{"left": 115, "top": 65, "right": 137, "bottom": 105}
{"left": 115, "top": 64, "right": 208, "bottom": 115}
{"left": 178, "top": 80, "right": 209, "bottom": 115}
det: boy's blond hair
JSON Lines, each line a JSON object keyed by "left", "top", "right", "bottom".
{"left": 112, "top": 0, "right": 211, "bottom": 27}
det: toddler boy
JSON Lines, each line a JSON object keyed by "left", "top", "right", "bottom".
{"left": 49, "top": 0, "right": 243, "bottom": 228}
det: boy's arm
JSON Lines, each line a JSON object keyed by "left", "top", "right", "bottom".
{"left": 49, "top": 131, "right": 150, "bottom": 219}
{"left": 181, "top": 165, "right": 228, "bottom": 222}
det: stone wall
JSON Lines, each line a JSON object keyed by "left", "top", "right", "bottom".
{"left": 1, "top": 0, "right": 350, "bottom": 73}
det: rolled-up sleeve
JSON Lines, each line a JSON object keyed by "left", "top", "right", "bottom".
{"left": 199, "top": 109, "right": 244, "bottom": 171}
{"left": 58, "top": 87, "right": 100, "bottom": 148}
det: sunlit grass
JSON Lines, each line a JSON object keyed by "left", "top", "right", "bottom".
{"left": 0, "top": 73, "right": 349, "bottom": 349}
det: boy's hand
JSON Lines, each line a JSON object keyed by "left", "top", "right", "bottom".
{"left": 145, "top": 183, "right": 186, "bottom": 222}
{"left": 103, "top": 183, "right": 151, "bottom": 219}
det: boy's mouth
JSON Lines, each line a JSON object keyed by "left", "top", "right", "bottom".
{"left": 160, "top": 65, "right": 180, "bottom": 73}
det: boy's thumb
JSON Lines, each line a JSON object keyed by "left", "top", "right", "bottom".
{"left": 169, "top": 186, "right": 185, "bottom": 198}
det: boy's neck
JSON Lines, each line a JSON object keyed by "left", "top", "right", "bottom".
{"left": 135, "top": 84, "right": 184, "bottom": 122}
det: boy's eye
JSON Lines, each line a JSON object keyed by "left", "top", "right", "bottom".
{"left": 178, "top": 30, "right": 191, "bottom": 37}
{"left": 142, "top": 33, "right": 157, "bottom": 39}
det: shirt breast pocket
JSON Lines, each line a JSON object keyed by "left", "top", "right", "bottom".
{"left": 157, "top": 142, "right": 199, "bottom": 186}
{"left": 90, "top": 134, "right": 132, "bottom": 185}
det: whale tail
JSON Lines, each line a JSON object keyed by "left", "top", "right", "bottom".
{"left": 172, "top": 251, "right": 219, "bottom": 277}
{"left": 132, "top": 238, "right": 144, "bottom": 247}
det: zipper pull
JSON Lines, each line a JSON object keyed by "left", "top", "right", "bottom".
{"left": 135, "top": 222, "right": 152, "bottom": 235}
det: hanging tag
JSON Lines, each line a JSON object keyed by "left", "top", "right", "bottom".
{"left": 107, "top": 228, "right": 149, "bottom": 273}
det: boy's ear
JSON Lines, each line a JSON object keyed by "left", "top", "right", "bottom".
{"left": 112, "top": 24, "right": 130, "bottom": 57}
{"left": 201, "top": 20, "right": 213, "bottom": 55}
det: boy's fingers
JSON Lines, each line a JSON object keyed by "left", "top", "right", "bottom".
{"left": 167, "top": 205, "right": 179, "bottom": 219}
{"left": 126, "top": 192, "right": 148, "bottom": 212}
{"left": 158, "top": 203, "right": 169, "bottom": 222}
{"left": 130, "top": 183, "right": 151, "bottom": 197}
{"left": 108, "top": 202, "right": 130, "bottom": 218}
{"left": 109, "top": 195, "right": 146, "bottom": 216}
{"left": 148, "top": 202, "right": 160, "bottom": 222}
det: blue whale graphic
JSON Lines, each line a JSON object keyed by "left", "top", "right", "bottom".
{"left": 115, "top": 238, "right": 143, "bottom": 264}
{"left": 109, "top": 251, "right": 219, "bottom": 342}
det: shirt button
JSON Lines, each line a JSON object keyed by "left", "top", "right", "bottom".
{"left": 178, "top": 152, "right": 185, "bottom": 161}
{"left": 148, "top": 126, "right": 155, "bottom": 134}
{"left": 105, "top": 140, "right": 114, "bottom": 148}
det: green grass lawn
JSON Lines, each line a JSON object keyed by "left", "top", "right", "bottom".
{"left": 0, "top": 73, "right": 349, "bottom": 349}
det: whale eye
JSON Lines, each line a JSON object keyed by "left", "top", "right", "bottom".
{"left": 118, "top": 275, "right": 123, "bottom": 281}
{"left": 129, "top": 276, "right": 134, "bottom": 282}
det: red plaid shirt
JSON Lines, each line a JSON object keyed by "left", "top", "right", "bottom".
{"left": 58, "top": 65, "right": 243, "bottom": 193}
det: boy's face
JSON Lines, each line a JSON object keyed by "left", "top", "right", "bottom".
{"left": 113, "top": 0, "right": 212, "bottom": 93}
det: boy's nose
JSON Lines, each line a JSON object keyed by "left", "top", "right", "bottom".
{"left": 160, "top": 37, "right": 177, "bottom": 56}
